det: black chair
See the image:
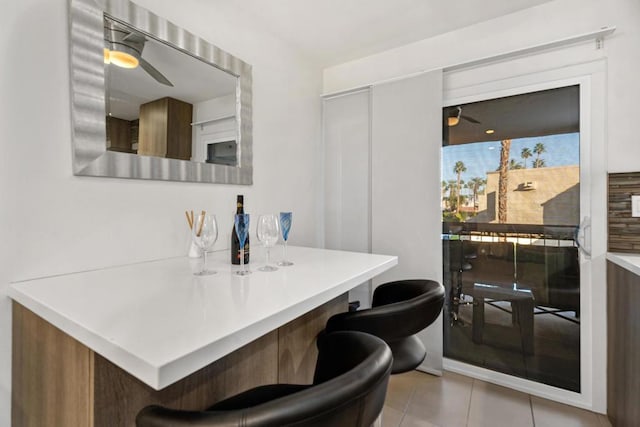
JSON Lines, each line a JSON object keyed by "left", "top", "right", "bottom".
{"left": 445, "top": 240, "right": 475, "bottom": 322}
{"left": 325, "top": 279, "right": 445, "bottom": 374}
{"left": 136, "top": 331, "right": 392, "bottom": 427}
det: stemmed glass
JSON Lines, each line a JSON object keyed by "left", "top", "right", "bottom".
{"left": 191, "top": 213, "right": 218, "bottom": 275}
{"left": 257, "top": 214, "right": 280, "bottom": 272}
{"left": 234, "top": 214, "right": 251, "bottom": 276}
{"left": 277, "top": 212, "right": 294, "bottom": 266}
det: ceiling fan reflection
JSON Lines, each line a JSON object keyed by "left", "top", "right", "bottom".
{"left": 447, "top": 106, "right": 480, "bottom": 127}
{"left": 104, "top": 18, "right": 174, "bottom": 87}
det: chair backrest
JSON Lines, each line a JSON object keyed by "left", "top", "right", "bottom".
{"left": 136, "top": 331, "right": 392, "bottom": 427}
{"left": 325, "top": 279, "right": 445, "bottom": 343}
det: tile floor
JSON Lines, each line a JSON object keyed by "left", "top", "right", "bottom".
{"left": 382, "top": 370, "right": 611, "bottom": 427}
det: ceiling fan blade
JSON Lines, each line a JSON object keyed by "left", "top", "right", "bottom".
{"left": 461, "top": 115, "right": 481, "bottom": 124}
{"left": 139, "top": 58, "right": 174, "bottom": 87}
{"left": 122, "top": 32, "right": 145, "bottom": 44}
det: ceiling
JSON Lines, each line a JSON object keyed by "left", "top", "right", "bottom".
{"left": 222, "top": 0, "right": 554, "bottom": 66}
{"left": 106, "top": 19, "right": 237, "bottom": 121}
{"left": 445, "top": 85, "right": 580, "bottom": 146}
{"left": 106, "top": 0, "right": 555, "bottom": 120}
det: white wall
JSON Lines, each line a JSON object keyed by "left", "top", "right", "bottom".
{"left": 192, "top": 94, "right": 237, "bottom": 163}
{"left": 0, "top": 0, "right": 322, "bottom": 423}
{"left": 323, "top": 0, "right": 640, "bottom": 173}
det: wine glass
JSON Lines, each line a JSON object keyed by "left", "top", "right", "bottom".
{"left": 256, "top": 214, "right": 280, "bottom": 272}
{"left": 191, "top": 213, "right": 218, "bottom": 275}
{"left": 234, "top": 214, "right": 251, "bottom": 275}
{"left": 277, "top": 212, "right": 294, "bottom": 266}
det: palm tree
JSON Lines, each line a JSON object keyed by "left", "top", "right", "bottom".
{"left": 458, "top": 193, "right": 469, "bottom": 210}
{"left": 465, "top": 180, "right": 474, "bottom": 199}
{"left": 533, "top": 158, "right": 546, "bottom": 168}
{"left": 467, "top": 177, "right": 486, "bottom": 209}
{"left": 456, "top": 179, "right": 466, "bottom": 210}
{"left": 533, "top": 142, "right": 546, "bottom": 163}
{"left": 444, "top": 180, "right": 458, "bottom": 211}
{"left": 498, "top": 140, "right": 511, "bottom": 223}
{"left": 521, "top": 147, "right": 532, "bottom": 168}
{"left": 509, "top": 159, "right": 523, "bottom": 170}
{"left": 454, "top": 161, "right": 467, "bottom": 213}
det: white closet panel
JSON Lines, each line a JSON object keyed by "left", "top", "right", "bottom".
{"left": 323, "top": 89, "right": 372, "bottom": 307}
{"left": 371, "top": 71, "right": 444, "bottom": 374}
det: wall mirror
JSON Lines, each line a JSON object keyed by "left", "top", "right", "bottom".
{"left": 69, "top": 0, "right": 253, "bottom": 184}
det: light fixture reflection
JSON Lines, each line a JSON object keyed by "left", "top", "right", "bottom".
{"left": 448, "top": 117, "right": 460, "bottom": 127}
{"left": 485, "top": 129, "right": 495, "bottom": 134}
{"left": 106, "top": 49, "right": 139, "bottom": 69}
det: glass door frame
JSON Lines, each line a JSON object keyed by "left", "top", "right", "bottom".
{"left": 441, "top": 60, "right": 607, "bottom": 412}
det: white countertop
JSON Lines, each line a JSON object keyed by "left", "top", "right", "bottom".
{"left": 607, "top": 252, "right": 640, "bottom": 277}
{"left": 8, "top": 246, "right": 397, "bottom": 390}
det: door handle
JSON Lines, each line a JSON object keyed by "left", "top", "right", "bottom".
{"left": 574, "top": 216, "right": 592, "bottom": 258}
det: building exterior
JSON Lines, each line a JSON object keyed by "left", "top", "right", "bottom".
{"left": 474, "top": 165, "right": 579, "bottom": 225}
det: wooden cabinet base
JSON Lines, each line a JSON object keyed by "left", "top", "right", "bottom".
{"left": 12, "top": 295, "right": 346, "bottom": 426}
{"left": 12, "top": 300, "right": 95, "bottom": 427}
{"left": 607, "top": 261, "right": 640, "bottom": 427}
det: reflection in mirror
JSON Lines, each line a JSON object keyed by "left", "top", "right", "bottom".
{"left": 104, "top": 16, "right": 239, "bottom": 166}
{"left": 69, "top": 0, "right": 252, "bottom": 184}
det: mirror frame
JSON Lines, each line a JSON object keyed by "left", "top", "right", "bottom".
{"left": 69, "top": 0, "right": 253, "bottom": 184}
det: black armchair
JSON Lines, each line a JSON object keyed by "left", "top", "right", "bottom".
{"left": 325, "top": 279, "right": 445, "bottom": 374}
{"left": 136, "top": 331, "right": 392, "bottom": 427}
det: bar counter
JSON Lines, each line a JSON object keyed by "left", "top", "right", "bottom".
{"left": 9, "top": 246, "right": 397, "bottom": 426}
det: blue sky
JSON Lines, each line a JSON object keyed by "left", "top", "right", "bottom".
{"left": 441, "top": 133, "right": 580, "bottom": 183}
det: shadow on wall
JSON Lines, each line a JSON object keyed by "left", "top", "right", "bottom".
{"left": 542, "top": 183, "right": 579, "bottom": 226}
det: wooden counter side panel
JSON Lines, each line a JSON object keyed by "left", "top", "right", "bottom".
{"left": 278, "top": 294, "right": 348, "bottom": 384}
{"left": 12, "top": 302, "right": 94, "bottom": 427}
{"left": 12, "top": 294, "right": 348, "bottom": 426}
{"left": 93, "top": 331, "right": 278, "bottom": 427}
{"left": 607, "top": 261, "right": 640, "bottom": 427}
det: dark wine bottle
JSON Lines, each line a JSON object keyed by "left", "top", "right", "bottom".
{"left": 231, "top": 195, "right": 250, "bottom": 264}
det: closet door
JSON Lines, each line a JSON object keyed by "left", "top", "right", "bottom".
{"left": 323, "top": 89, "right": 372, "bottom": 307}
{"left": 372, "top": 71, "right": 443, "bottom": 374}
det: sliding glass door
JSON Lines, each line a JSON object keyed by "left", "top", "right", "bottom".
{"left": 441, "top": 85, "right": 582, "bottom": 392}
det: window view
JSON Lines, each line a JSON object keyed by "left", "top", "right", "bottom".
{"left": 442, "top": 86, "right": 581, "bottom": 392}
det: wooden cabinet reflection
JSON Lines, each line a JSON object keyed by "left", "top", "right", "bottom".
{"left": 107, "top": 96, "right": 193, "bottom": 161}
{"left": 138, "top": 97, "right": 193, "bottom": 160}
{"left": 106, "top": 116, "right": 136, "bottom": 154}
